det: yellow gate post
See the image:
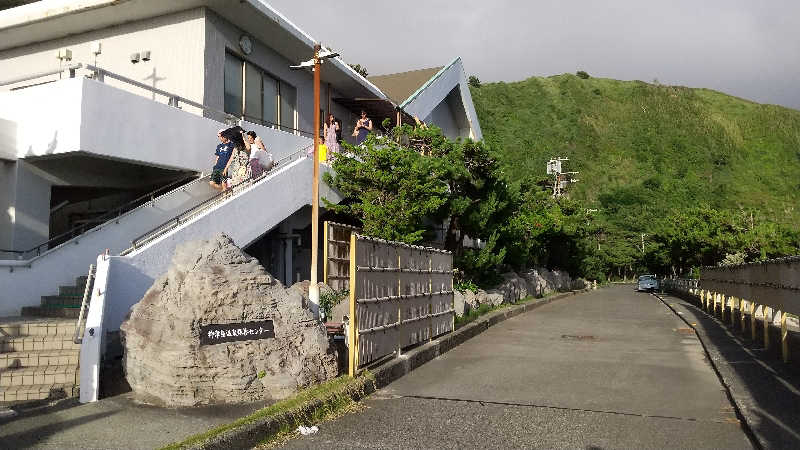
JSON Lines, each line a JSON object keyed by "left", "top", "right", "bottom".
{"left": 781, "top": 312, "right": 789, "bottom": 363}
{"left": 347, "top": 233, "right": 358, "bottom": 377}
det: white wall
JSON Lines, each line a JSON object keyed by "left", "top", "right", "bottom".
{"left": 97, "top": 156, "right": 340, "bottom": 333}
{"left": 0, "top": 8, "right": 207, "bottom": 113}
{"left": 402, "top": 59, "right": 483, "bottom": 141}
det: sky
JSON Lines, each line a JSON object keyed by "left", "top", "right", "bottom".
{"left": 268, "top": 0, "right": 800, "bottom": 110}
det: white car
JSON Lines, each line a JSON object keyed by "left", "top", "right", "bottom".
{"left": 637, "top": 275, "right": 659, "bottom": 291}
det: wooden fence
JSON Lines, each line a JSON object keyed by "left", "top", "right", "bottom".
{"left": 347, "top": 233, "right": 454, "bottom": 376}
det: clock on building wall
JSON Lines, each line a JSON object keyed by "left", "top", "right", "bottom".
{"left": 239, "top": 35, "right": 253, "bottom": 55}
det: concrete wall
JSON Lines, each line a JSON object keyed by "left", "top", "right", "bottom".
{"left": 0, "top": 8, "right": 207, "bottom": 113}
{"left": 96, "top": 156, "right": 340, "bottom": 334}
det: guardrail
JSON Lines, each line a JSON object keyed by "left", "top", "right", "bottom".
{"left": 122, "top": 146, "right": 311, "bottom": 254}
{"left": 73, "top": 264, "right": 96, "bottom": 344}
{"left": 347, "top": 233, "right": 454, "bottom": 376}
{"left": 663, "top": 256, "right": 800, "bottom": 364}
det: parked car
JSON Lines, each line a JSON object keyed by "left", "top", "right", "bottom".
{"left": 637, "top": 275, "right": 659, "bottom": 291}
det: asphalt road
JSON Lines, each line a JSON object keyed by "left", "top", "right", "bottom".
{"left": 282, "top": 285, "right": 752, "bottom": 449}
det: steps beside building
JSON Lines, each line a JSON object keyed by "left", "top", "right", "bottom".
{"left": 0, "top": 275, "right": 89, "bottom": 406}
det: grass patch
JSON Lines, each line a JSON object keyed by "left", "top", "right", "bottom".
{"left": 454, "top": 293, "right": 557, "bottom": 329}
{"left": 161, "top": 373, "right": 374, "bottom": 450}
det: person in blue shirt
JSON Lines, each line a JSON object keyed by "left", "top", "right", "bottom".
{"left": 210, "top": 129, "right": 235, "bottom": 191}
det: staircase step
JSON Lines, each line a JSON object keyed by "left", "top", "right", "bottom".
{"left": 0, "top": 335, "right": 80, "bottom": 352}
{"left": 20, "top": 307, "right": 81, "bottom": 319}
{"left": 58, "top": 285, "right": 86, "bottom": 296}
{"left": 0, "top": 364, "right": 79, "bottom": 387}
{"left": 0, "top": 349, "right": 80, "bottom": 369}
{"left": 41, "top": 295, "right": 83, "bottom": 308}
{"left": 0, "top": 317, "right": 75, "bottom": 337}
{"left": 0, "top": 383, "right": 78, "bottom": 403}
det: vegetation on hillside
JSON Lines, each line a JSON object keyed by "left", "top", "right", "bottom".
{"left": 471, "top": 74, "right": 800, "bottom": 279}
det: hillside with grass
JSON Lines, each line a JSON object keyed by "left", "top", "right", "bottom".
{"left": 471, "top": 74, "right": 800, "bottom": 276}
{"left": 472, "top": 74, "right": 800, "bottom": 223}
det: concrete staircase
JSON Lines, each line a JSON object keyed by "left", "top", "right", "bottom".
{"left": 0, "top": 276, "right": 88, "bottom": 405}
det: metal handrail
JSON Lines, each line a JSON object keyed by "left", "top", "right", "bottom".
{"left": 73, "top": 264, "right": 96, "bottom": 345}
{"left": 0, "top": 172, "right": 202, "bottom": 261}
{"left": 123, "top": 146, "right": 312, "bottom": 254}
{"left": 86, "top": 64, "right": 317, "bottom": 136}
{"left": 0, "top": 63, "right": 83, "bottom": 86}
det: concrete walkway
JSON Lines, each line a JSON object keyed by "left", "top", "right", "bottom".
{"left": 282, "top": 285, "right": 752, "bottom": 449}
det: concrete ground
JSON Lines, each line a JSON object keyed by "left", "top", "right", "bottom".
{"left": 0, "top": 391, "right": 269, "bottom": 449}
{"left": 658, "top": 292, "right": 800, "bottom": 449}
{"left": 282, "top": 285, "right": 752, "bottom": 449}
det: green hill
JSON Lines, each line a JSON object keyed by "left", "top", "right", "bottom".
{"left": 470, "top": 74, "right": 800, "bottom": 276}
{"left": 472, "top": 74, "right": 800, "bottom": 222}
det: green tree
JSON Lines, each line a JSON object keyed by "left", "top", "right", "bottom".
{"left": 468, "top": 75, "right": 481, "bottom": 88}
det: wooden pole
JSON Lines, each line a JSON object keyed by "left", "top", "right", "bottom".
{"left": 309, "top": 44, "right": 321, "bottom": 317}
{"left": 348, "top": 233, "right": 358, "bottom": 376}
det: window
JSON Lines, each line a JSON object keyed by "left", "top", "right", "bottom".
{"left": 224, "top": 52, "right": 297, "bottom": 133}
{"left": 224, "top": 54, "right": 243, "bottom": 116}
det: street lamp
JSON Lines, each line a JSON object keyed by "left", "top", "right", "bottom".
{"left": 290, "top": 44, "right": 339, "bottom": 319}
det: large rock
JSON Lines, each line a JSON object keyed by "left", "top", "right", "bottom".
{"left": 120, "top": 234, "right": 337, "bottom": 407}
{"left": 476, "top": 289, "right": 505, "bottom": 307}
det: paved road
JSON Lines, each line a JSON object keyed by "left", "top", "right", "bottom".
{"left": 283, "top": 285, "right": 752, "bottom": 449}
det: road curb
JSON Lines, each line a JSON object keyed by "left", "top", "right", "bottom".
{"left": 652, "top": 292, "right": 762, "bottom": 450}
{"left": 185, "top": 288, "right": 591, "bottom": 449}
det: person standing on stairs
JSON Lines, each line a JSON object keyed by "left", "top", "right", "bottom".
{"left": 210, "top": 129, "right": 235, "bottom": 191}
{"left": 243, "top": 130, "right": 273, "bottom": 179}
{"left": 323, "top": 114, "right": 340, "bottom": 162}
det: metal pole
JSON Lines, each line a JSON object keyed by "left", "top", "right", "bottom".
{"left": 309, "top": 44, "right": 321, "bottom": 318}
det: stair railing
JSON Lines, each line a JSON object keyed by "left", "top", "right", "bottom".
{"left": 0, "top": 173, "right": 203, "bottom": 262}
{"left": 123, "top": 145, "right": 313, "bottom": 254}
{"left": 73, "top": 264, "right": 96, "bottom": 344}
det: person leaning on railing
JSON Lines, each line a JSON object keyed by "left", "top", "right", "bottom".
{"left": 210, "top": 129, "right": 235, "bottom": 192}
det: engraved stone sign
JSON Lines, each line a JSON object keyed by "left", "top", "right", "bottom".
{"left": 199, "top": 320, "right": 275, "bottom": 345}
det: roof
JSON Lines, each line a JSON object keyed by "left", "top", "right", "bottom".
{"left": 368, "top": 66, "right": 443, "bottom": 104}
{"left": 0, "top": 0, "right": 388, "bottom": 100}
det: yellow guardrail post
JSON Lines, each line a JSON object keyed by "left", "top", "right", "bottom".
{"left": 781, "top": 312, "right": 789, "bottom": 363}
{"left": 740, "top": 299, "right": 746, "bottom": 332}
{"left": 347, "top": 233, "right": 358, "bottom": 377}
{"left": 750, "top": 302, "right": 757, "bottom": 341}
{"left": 763, "top": 306, "right": 771, "bottom": 350}
{"left": 721, "top": 294, "right": 727, "bottom": 323}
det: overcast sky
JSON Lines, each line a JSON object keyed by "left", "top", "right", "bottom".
{"left": 268, "top": 0, "right": 800, "bottom": 110}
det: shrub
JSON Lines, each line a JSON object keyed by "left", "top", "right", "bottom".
{"left": 576, "top": 70, "right": 590, "bottom": 79}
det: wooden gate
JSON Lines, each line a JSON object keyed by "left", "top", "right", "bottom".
{"left": 347, "top": 233, "right": 454, "bottom": 375}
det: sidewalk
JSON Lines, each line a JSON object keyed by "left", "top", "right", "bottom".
{"left": 0, "top": 391, "right": 270, "bottom": 449}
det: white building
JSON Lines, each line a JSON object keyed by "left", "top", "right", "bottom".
{"left": 0, "top": 0, "right": 483, "bottom": 404}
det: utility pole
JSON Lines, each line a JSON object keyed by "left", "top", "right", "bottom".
{"left": 290, "top": 44, "right": 340, "bottom": 319}
{"left": 547, "top": 157, "right": 578, "bottom": 198}
{"left": 310, "top": 44, "right": 321, "bottom": 317}
{"left": 641, "top": 233, "right": 646, "bottom": 254}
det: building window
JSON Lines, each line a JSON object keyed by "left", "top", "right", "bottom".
{"left": 224, "top": 52, "right": 297, "bottom": 133}
{"left": 224, "top": 54, "right": 243, "bottom": 117}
